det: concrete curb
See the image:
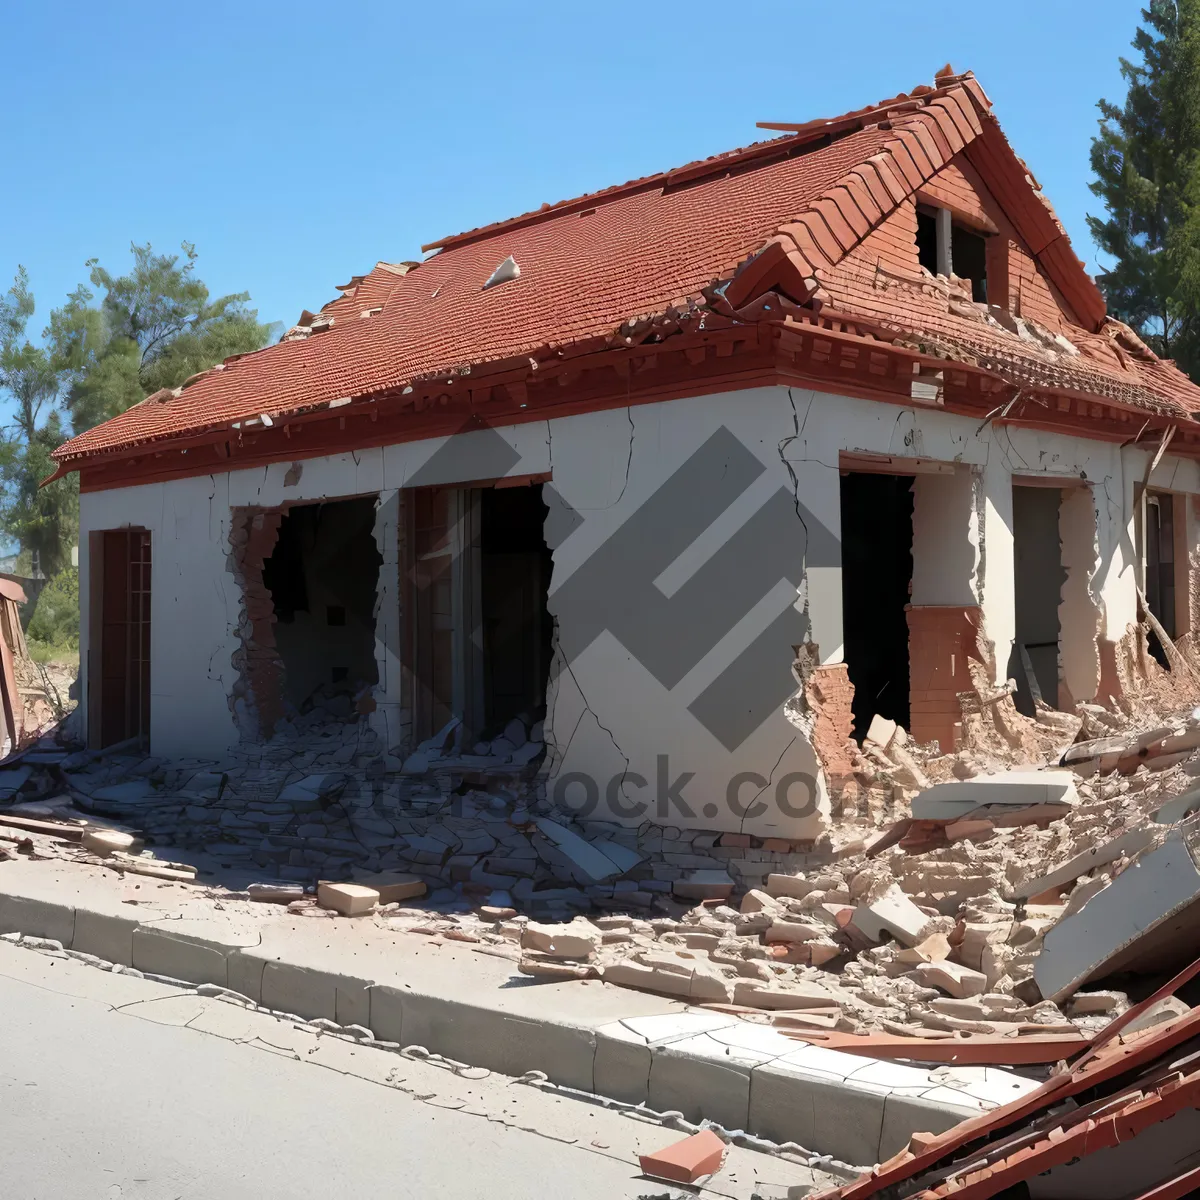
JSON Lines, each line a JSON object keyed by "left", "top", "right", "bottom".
{"left": 0, "top": 879, "right": 1037, "bottom": 1166}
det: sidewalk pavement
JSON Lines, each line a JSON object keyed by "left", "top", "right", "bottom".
{"left": 0, "top": 857, "right": 1040, "bottom": 1167}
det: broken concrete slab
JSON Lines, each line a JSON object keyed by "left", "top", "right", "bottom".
{"left": 588, "top": 838, "right": 644, "bottom": 875}
{"left": 1124, "top": 995, "right": 1190, "bottom": 1034}
{"left": 533, "top": 818, "right": 623, "bottom": 884}
{"left": 849, "top": 884, "right": 931, "bottom": 947}
{"left": 1155, "top": 787, "right": 1200, "bottom": 826}
{"left": 1060, "top": 725, "right": 1200, "bottom": 776}
{"left": 911, "top": 770, "right": 1079, "bottom": 822}
{"left": 1011, "top": 826, "right": 1160, "bottom": 902}
{"left": 1035, "top": 827, "right": 1200, "bottom": 1001}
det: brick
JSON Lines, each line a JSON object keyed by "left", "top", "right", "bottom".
{"left": 521, "top": 919, "right": 600, "bottom": 959}
{"left": 316, "top": 882, "right": 379, "bottom": 916}
{"left": 673, "top": 869, "right": 733, "bottom": 902}
{"left": 639, "top": 1129, "right": 726, "bottom": 1184}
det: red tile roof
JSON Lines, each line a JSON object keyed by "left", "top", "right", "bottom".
{"left": 53, "top": 70, "right": 1200, "bottom": 470}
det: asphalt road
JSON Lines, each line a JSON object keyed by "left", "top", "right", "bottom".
{"left": 0, "top": 952, "right": 653, "bottom": 1199}
{"left": 0, "top": 941, "right": 825, "bottom": 1200}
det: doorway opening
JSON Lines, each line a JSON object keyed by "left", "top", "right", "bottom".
{"left": 480, "top": 485, "right": 554, "bottom": 734}
{"left": 1145, "top": 490, "right": 1182, "bottom": 668}
{"left": 1010, "top": 485, "right": 1066, "bottom": 714}
{"left": 404, "top": 482, "right": 553, "bottom": 747}
{"left": 88, "top": 529, "right": 151, "bottom": 749}
{"left": 840, "top": 472, "right": 913, "bottom": 739}
{"left": 261, "top": 496, "right": 381, "bottom": 713}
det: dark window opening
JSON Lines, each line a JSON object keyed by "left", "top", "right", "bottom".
{"left": 261, "top": 496, "right": 381, "bottom": 713}
{"left": 915, "top": 207, "right": 989, "bottom": 303}
{"left": 1145, "top": 492, "right": 1177, "bottom": 669}
{"left": 916, "top": 209, "right": 937, "bottom": 275}
{"left": 1008, "top": 486, "right": 1065, "bottom": 714}
{"left": 840, "top": 473, "right": 913, "bottom": 739}
{"left": 480, "top": 485, "right": 554, "bottom": 735}
{"left": 952, "top": 224, "right": 988, "bottom": 303}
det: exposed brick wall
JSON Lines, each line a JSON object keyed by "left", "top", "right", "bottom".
{"left": 802, "top": 662, "right": 855, "bottom": 788}
{"left": 917, "top": 161, "right": 990, "bottom": 227}
{"left": 228, "top": 507, "right": 287, "bottom": 739}
{"left": 907, "top": 604, "right": 983, "bottom": 752}
{"left": 831, "top": 155, "right": 1107, "bottom": 352}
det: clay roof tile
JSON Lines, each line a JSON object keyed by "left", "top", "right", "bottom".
{"left": 52, "top": 72, "right": 1200, "bottom": 469}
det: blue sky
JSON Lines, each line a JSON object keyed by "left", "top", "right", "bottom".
{"left": 1, "top": 1, "right": 1145, "bottom": 352}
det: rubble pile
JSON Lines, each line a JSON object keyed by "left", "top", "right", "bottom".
{"left": 0, "top": 707, "right": 834, "bottom": 920}
{"left": 3, "top": 680, "right": 1200, "bottom": 1050}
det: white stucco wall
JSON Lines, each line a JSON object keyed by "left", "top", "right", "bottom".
{"left": 77, "top": 384, "right": 1200, "bottom": 837}
{"left": 910, "top": 468, "right": 980, "bottom": 606}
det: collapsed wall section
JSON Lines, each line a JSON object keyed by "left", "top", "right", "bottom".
{"left": 228, "top": 507, "right": 286, "bottom": 739}
{"left": 228, "top": 497, "right": 383, "bottom": 742}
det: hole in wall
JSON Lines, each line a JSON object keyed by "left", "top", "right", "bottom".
{"left": 261, "top": 496, "right": 381, "bottom": 714}
{"left": 840, "top": 472, "right": 913, "bottom": 740}
{"left": 480, "top": 484, "right": 554, "bottom": 735}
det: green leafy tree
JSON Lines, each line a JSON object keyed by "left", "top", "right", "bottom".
{"left": 1089, "top": 0, "right": 1200, "bottom": 377}
{"left": 50, "top": 242, "right": 272, "bottom": 432}
{"left": 0, "top": 270, "right": 76, "bottom": 578}
{"left": 27, "top": 566, "right": 80, "bottom": 652}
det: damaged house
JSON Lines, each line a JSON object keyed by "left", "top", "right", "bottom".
{"left": 47, "top": 68, "right": 1200, "bottom": 842}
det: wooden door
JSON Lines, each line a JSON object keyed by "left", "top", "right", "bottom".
{"left": 97, "top": 530, "right": 151, "bottom": 748}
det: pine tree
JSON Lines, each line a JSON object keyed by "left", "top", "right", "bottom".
{"left": 1089, "top": 0, "right": 1200, "bottom": 378}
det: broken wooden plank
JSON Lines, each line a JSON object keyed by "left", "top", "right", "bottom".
{"left": 1018, "top": 644, "right": 1043, "bottom": 706}
{"left": 776, "top": 1027, "right": 1087, "bottom": 1065}
{"left": 0, "top": 813, "right": 85, "bottom": 840}
{"left": 97, "top": 852, "right": 198, "bottom": 882}
{"left": 1136, "top": 582, "right": 1196, "bottom": 680}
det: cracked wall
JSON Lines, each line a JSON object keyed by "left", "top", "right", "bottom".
{"left": 76, "top": 383, "right": 1200, "bottom": 837}
{"left": 1059, "top": 484, "right": 1103, "bottom": 706}
{"left": 228, "top": 506, "right": 286, "bottom": 738}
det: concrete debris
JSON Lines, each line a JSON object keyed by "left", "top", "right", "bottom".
{"left": 1123, "top": 994, "right": 1191, "bottom": 1034}
{"left": 913, "top": 960, "right": 987, "bottom": 998}
{"left": 316, "top": 882, "right": 379, "bottom": 916}
{"left": 1034, "top": 824, "right": 1200, "bottom": 1001}
{"left": 848, "top": 885, "right": 931, "bottom": 947}
{"left": 247, "top": 881, "right": 307, "bottom": 903}
{"left": 521, "top": 918, "right": 600, "bottom": 959}
{"left": 910, "top": 770, "right": 1078, "bottom": 822}
{"left": 5, "top": 683, "right": 1200, "bottom": 1036}
{"left": 81, "top": 828, "right": 136, "bottom": 856}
